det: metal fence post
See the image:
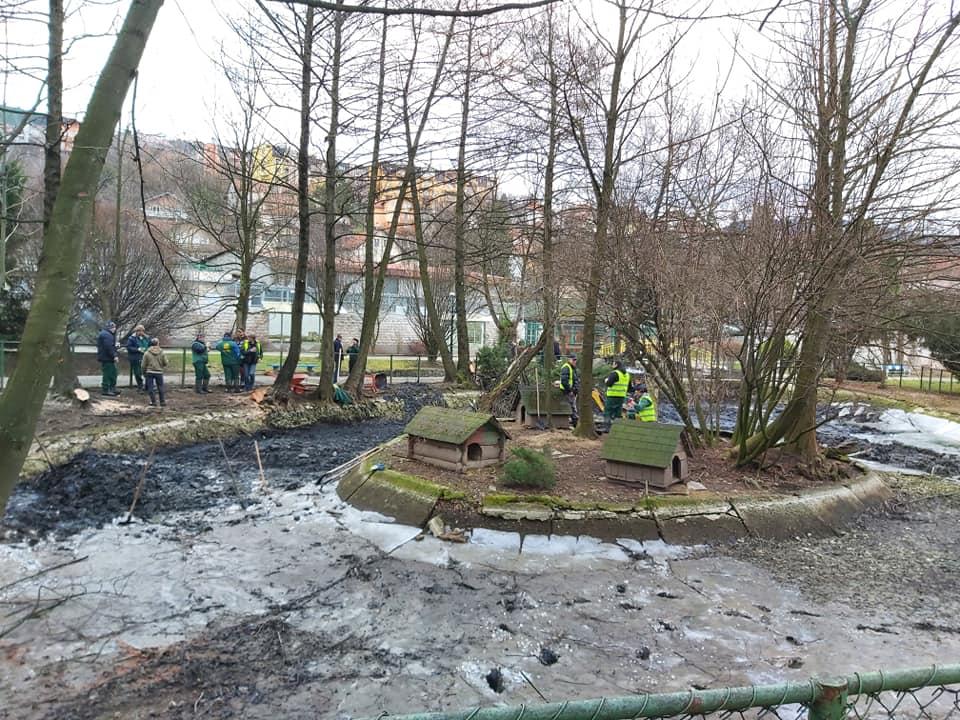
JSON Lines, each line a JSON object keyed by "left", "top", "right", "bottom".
{"left": 416, "top": 355, "right": 421, "bottom": 384}
{"left": 0, "top": 339, "right": 5, "bottom": 391}
{"left": 181, "top": 348, "right": 187, "bottom": 387}
{"left": 389, "top": 354, "right": 394, "bottom": 385}
{"left": 939, "top": 369, "right": 944, "bottom": 393}
{"left": 129, "top": 363, "right": 134, "bottom": 388}
{"left": 899, "top": 367, "right": 903, "bottom": 387}
{"left": 920, "top": 367, "right": 924, "bottom": 391}
{"left": 809, "top": 678, "right": 848, "bottom": 720}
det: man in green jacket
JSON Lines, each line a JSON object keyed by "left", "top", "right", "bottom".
{"left": 215, "top": 332, "right": 241, "bottom": 392}
{"left": 191, "top": 332, "right": 211, "bottom": 393}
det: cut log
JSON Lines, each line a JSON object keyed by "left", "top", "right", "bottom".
{"left": 72, "top": 388, "right": 90, "bottom": 406}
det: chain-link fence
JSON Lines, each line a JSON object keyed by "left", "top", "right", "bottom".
{"left": 372, "top": 665, "right": 960, "bottom": 720}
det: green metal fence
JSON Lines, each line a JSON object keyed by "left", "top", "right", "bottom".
{"left": 374, "top": 664, "right": 960, "bottom": 720}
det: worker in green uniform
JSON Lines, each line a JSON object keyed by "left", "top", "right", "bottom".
{"left": 559, "top": 355, "right": 579, "bottom": 428}
{"left": 191, "top": 332, "right": 211, "bottom": 393}
{"left": 603, "top": 359, "right": 630, "bottom": 422}
{"left": 635, "top": 383, "right": 656, "bottom": 421}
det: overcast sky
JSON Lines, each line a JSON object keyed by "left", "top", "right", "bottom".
{"left": 2, "top": 0, "right": 768, "bottom": 141}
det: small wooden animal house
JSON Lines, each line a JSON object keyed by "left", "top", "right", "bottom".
{"left": 516, "top": 385, "right": 571, "bottom": 428}
{"left": 405, "top": 406, "right": 510, "bottom": 472}
{"left": 601, "top": 422, "right": 689, "bottom": 489}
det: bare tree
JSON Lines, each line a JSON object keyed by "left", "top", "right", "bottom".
{"left": 0, "top": 0, "right": 163, "bottom": 515}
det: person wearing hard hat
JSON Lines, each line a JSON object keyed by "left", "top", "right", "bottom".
{"left": 603, "top": 359, "right": 630, "bottom": 422}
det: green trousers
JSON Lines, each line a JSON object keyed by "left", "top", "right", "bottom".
{"left": 130, "top": 357, "right": 143, "bottom": 387}
{"left": 223, "top": 363, "right": 239, "bottom": 387}
{"left": 101, "top": 361, "right": 118, "bottom": 392}
{"left": 194, "top": 361, "right": 210, "bottom": 383}
{"left": 604, "top": 395, "right": 625, "bottom": 421}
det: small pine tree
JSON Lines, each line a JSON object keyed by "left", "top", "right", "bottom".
{"left": 500, "top": 446, "right": 556, "bottom": 490}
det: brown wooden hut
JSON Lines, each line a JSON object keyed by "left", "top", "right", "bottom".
{"left": 405, "top": 407, "right": 510, "bottom": 472}
{"left": 601, "top": 422, "right": 689, "bottom": 489}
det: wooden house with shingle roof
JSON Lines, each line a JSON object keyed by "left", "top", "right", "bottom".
{"left": 601, "top": 422, "right": 689, "bottom": 489}
{"left": 405, "top": 407, "right": 510, "bottom": 472}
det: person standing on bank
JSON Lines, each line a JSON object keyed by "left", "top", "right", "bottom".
{"left": 141, "top": 337, "right": 168, "bottom": 407}
{"left": 216, "top": 332, "right": 242, "bottom": 392}
{"left": 347, "top": 337, "right": 360, "bottom": 375}
{"left": 333, "top": 333, "right": 344, "bottom": 383}
{"left": 191, "top": 332, "right": 211, "bottom": 393}
{"left": 125, "top": 324, "right": 149, "bottom": 391}
{"left": 96, "top": 321, "right": 120, "bottom": 396}
{"left": 603, "top": 359, "right": 630, "bottom": 423}
{"left": 560, "top": 354, "right": 580, "bottom": 428}
{"left": 242, "top": 333, "right": 262, "bottom": 391}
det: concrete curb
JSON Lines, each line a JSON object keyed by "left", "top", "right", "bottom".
{"left": 336, "top": 455, "right": 893, "bottom": 544}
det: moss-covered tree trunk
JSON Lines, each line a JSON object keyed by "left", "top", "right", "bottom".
{"left": 0, "top": 0, "right": 163, "bottom": 515}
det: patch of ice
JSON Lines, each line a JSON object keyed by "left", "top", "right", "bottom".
{"left": 470, "top": 528, "right": 522, "bottom": 553}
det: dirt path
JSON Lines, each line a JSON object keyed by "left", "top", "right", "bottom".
{"left": 2, "top": 472, "right": 957, "bottom": 719}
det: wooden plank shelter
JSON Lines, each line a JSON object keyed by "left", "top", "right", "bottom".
{"left": 516, "top": 385, "right": 571, "bottom": 428}
{"left": 601, "top": 422, "right": 689, "bottom": 489}
{"left": 405, "top": 406, "right": 510, "bottom": 473}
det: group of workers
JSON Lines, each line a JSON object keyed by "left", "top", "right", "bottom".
{"left": 558, "top": 356, "right": 656, "bottom": 429}
{"left": 96, "top": 321, "right": 169, "bottom": 407}
{"left": 95, "top": 322, "right": 264, "bottom": 407}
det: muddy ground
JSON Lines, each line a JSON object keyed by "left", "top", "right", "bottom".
{"left": 3, "top": 390, "right": 960, "bottom": 719}
{"left": 2, "top": 471, "right": 959, "bottom": 719}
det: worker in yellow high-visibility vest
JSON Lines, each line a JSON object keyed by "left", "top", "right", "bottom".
{"left": 635, "top": 383, "right": 657, "bottom": 422}
{"left": 603, "top": 360, "right": 630, "bottom": 422}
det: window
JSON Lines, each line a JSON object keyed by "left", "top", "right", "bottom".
{"left": 525, "top": 322, "right": 542, "bottom": 346}
{"left": 467, "top": 321, "right": 485, "bottom": 346}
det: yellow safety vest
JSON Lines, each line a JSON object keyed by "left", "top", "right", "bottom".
{"left": 606, "top": 370, "right": 629, "bottom": 398}
{"left": 637, "top": 393, "right": 657, "bottom": 422}
{"left": 560, "top": 362, "right": 576, "bottom": 390}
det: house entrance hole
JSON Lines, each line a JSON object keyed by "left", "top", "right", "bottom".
{"left": 672, "top": 455, "right": 682, "bottom": 479}
{"left": 467, "top": 443, "right": 483, "bottom": 461}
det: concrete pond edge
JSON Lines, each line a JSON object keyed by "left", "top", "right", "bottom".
{"left": 22, "top": 399, "right": 404, "bottom": 478}
{"left": 336, "top": 447, "right": 895, "bottom": 544}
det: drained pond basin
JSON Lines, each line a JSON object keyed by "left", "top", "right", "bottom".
{"left": 1, "top": 393, "right": 960, "bottom": 719}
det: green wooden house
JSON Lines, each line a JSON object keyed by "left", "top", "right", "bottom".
{"left": 517, "top": 385, "right": 571, "bottom": 428}
{"left": 405, "top": 406, "right": 510, "bottom": 472}
{"left": 601, "top": 422, "right": 689, "bottom": 489}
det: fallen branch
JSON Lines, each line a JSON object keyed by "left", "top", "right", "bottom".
{"left": 218, "top": 439, "right": 248, "bottom": 509}
{"left": 254, "top": 440, "right": 266, "bottom": 489}
{"left": 120, "top": 446, "right": 156, "bottom": 525}
{"left": 0, "top": 555, "right": 89, "bottom": 593}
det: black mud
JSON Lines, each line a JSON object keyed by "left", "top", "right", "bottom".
{"left": 1, "top": 386, "right": 445, "bottom": 544}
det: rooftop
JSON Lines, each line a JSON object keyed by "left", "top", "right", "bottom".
{"left": 601, "top": 422, "right": 684, "bottom": 468}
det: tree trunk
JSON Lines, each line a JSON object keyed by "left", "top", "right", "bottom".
{"left": 318, "top": 2, "right": 344, "bottom": 402}
{"left": 541, "top": 9, "right": 558, "bottom": 428}
{"left": 344, "top": 9, "right": 388, "bottom": 397}
{"left": 453, "top": 22, "right": 474, "bottom": 378}
{"left": 272, "top": 5, "right": 314, "bottom": 400}
{"left": 478, "top": 330, "right": 548, "bottom": 413}
{"left": 411, "top": 171, "right": 457, "bottom": 381}
{"left": 0, "top": 0, "right": 163, "bottom": 515}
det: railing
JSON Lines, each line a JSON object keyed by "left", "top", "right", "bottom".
{"left": 371, "top": 664, "right": 960, "bottom": 720}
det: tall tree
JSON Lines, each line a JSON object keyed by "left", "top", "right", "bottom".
{"left": 0, "top": 0, "right": 163, "bottom": 515}
{"left": 741, "top": 0, "right": 960, "bottom": 466}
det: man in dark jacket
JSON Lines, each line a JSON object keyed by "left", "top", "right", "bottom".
{"left": 125, "top": 324, "right": 148, "bottom": 390}
{"left": 559, "top": 355, "right": 579, "bottom": 427}
{"left": 241, "top": 334, "right": 262, "bottom": 391}
{"left": 96, "top": 321, "right": 120, "bottom": 396}
{"left": 347, "top": 337, "right": 360, "bottom": 375}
